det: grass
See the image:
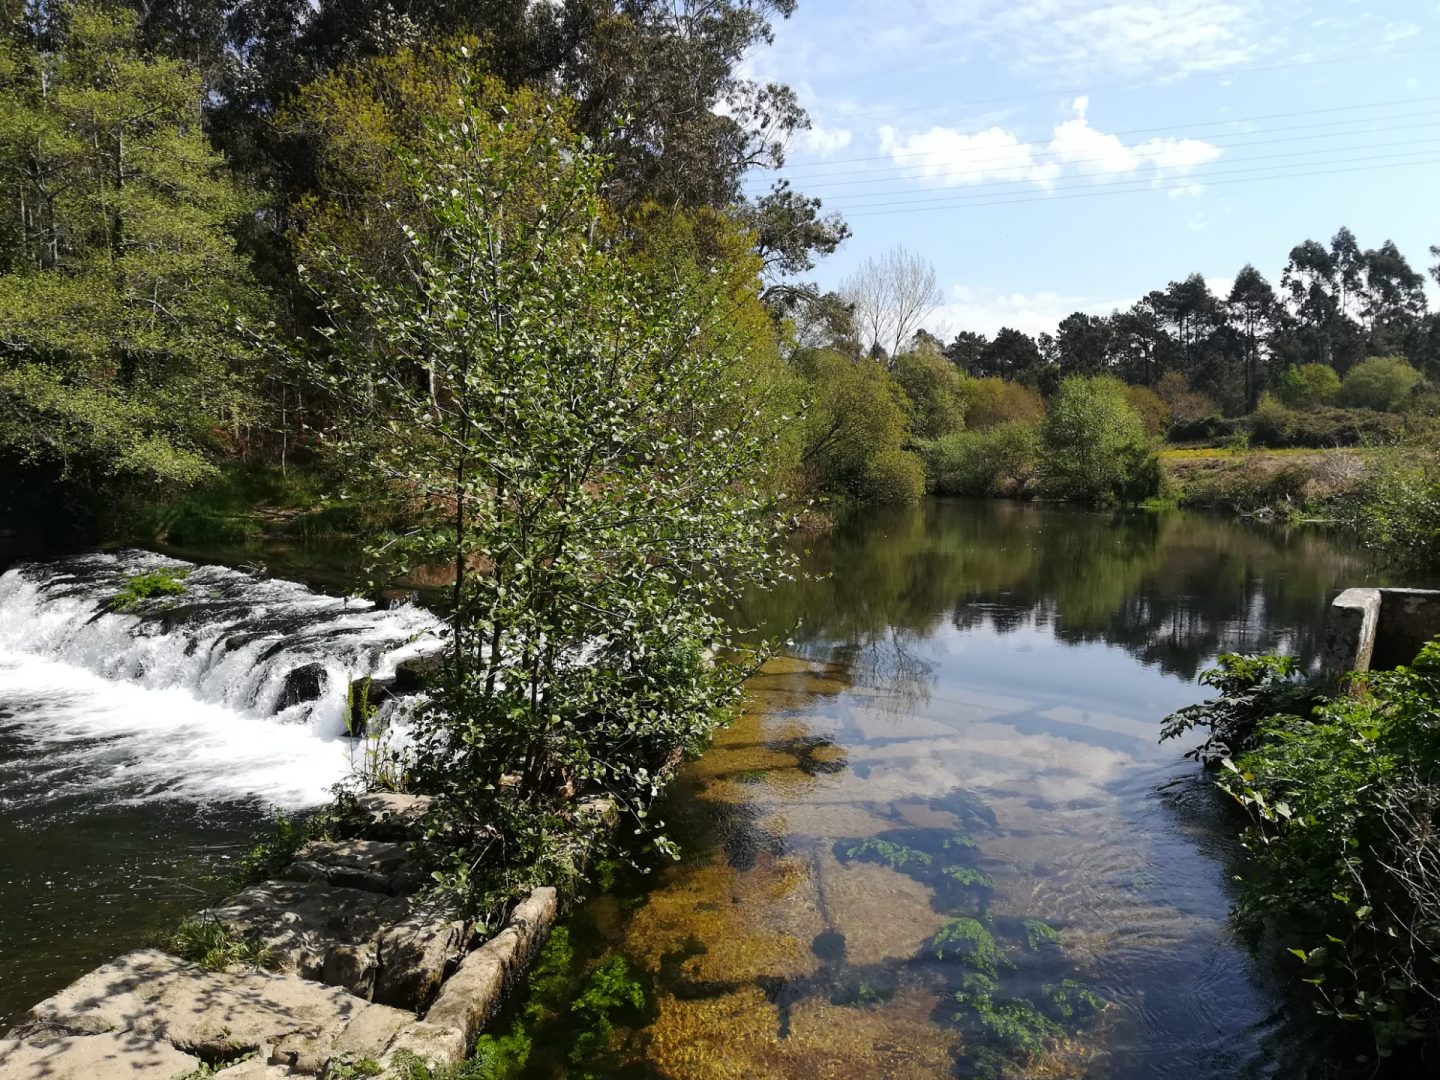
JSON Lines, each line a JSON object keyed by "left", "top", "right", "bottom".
{"left": 170, "top": 916, "right": 276, "bottom": 972}
{"left": 110, "top": 568, "right": 189, "bottom": 610}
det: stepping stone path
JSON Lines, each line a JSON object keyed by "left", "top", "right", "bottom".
{"left": 0, "top": 792, "right": 559, "bottom": 1079}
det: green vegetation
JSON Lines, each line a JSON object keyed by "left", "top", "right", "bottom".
{"left": 1041, "top": 376, "right": 1164, "bottom": 506}
{"left": 169, "top": 916, "right": 275, "bottom": 972}
{"left": 1339, "top": 356, "right": 1424, "bottom": 412}
{"left": 109, "top": 568, "right": 189, "bottom": 611}
{"left": 1164, "top": 643, "right": 1440, "bottom": 1062}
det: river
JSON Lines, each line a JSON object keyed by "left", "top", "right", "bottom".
{"left": 0, "top": 500, "right": 1419, "bottom": 1074}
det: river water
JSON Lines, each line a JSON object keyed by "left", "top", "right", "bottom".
{"left": 0, "top": 502, "right": 1418, "bottom": 1073}
{"left": 501, "top": 501, "right": 1421, "bottom": 1079}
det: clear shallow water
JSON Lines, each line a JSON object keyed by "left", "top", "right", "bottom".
{"left": 516, "top": 501, "right": 1427, "bottom": 1079}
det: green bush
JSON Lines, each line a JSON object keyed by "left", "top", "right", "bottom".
{"left": 1165, "top": 643, "right": 1440, "bottom": 1059}
{"left": 1327, "top": 445, "right": 1440, "bottom": 567}
{"left": 920, "top": 422, "right": 1040, "bottom": 497}
{"left": 1339, "top": 356, "right": 1423, "bottom": 412}
{"left": 110, "top": 568, "right": 189, "bottom": 610}
{"left": 1041, "top": 376, "right": 1162, "bottom": 506}
{"left": 1276, "top": 363, "right": 1341, "bottom": 409}
{"left": 892, "top": 349, "right": 964, "bottom": 440}
{"left": 1248, "top": 395, "right": 1405, "bottom": 448}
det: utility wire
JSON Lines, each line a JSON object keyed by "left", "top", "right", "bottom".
{"left": 807, "top": 133, "right": 1440, "bottom": 209}
{"left": 842, "top": 155, "right": 1440, "bottom": 218}
{"left": 755, "top": 116, "right": 1440, "bottom": 199}
{"left": 787, "top": 46, "right": 1436, "bottom": 126}
{"left": 752, "top": 94, "right": 1440, "bottom": 174}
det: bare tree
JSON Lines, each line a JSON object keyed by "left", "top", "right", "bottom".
{"left": 839, "top": 246, "right": 943, "bottom": 362}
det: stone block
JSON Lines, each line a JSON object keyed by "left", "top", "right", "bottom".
{"left": 15, "top": 949, "right": 411, "bottom": 1074}
{"left": 0, "top": 1031, "right": 201, "bottom": 1080}
{"left": 1322, "top": 587, "right": 1381, "bottom": 675}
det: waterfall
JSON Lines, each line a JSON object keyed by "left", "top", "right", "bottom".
{"left": 0, "top": 551, "right": 444, "bottom": 808}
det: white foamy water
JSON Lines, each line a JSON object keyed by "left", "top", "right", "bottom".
{"left": 0, "top": 551, "right": 445, "bottom": 809}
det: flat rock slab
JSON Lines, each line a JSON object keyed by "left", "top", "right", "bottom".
{"left": 13, "top": 949, "right": 410, "bottom": 1073}
{"left": 286, "top": 839, "right": 414, "bottom": 894}
{"left": 206, "top": 880, "right": 465, "bottom": 1009}
{"left": 0, "top": 1031, "right": 201, "bottom": 1079}
{"left": 354, "top": 793, "right": 434, "bottom": 839}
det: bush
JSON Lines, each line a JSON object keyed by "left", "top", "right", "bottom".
{"left": 110, "top": 568, "right": 189, "bottom": 610}
{"left": 920, "top": 422, "right": 1040, "bottom": 497}
{"left": 1339, "top": 356, "right": 1423, "bottom": 412}
{"left": 1165, "top": 644, "right": 1440, "bottom": 1059}
{"left": 1248, "top": 394, "right": 1405, "bottom": 448}
{"left": 1276, "top": 363, "right": 1341, "bottom": 409}
{"left": 892, "top": 349, "right": 964, "bottom": 440}
{"left": 956, "top": 376, "right": 1045, "bottom": 430}
{"left": 1041, "top": 376, "right": 1163, "bottom": 506}
{"left": 1327, "top": 445, "right": 1440, "bottom": 567}
{"left": 798, "top": 350, "right": 924, "bottom": 504}
{"left": 1125, "top": 384, "right": 1171, "bottom": 437}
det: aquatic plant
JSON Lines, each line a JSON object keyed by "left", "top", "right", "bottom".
{"left": 844, "top": 837, "right": 932, "bottom": 872}
{"left": 110, "top": 568, "right": 189, "bottom": 611}
{"left": 932, "top": 917, "right": 1008, "bottom": 975}
{"left": 1023, "top": 920, "right": 1061, "bottom": 952}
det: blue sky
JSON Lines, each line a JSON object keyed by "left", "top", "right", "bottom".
{"left": 742, "top": 0, "right": 1440, "bottom": 339}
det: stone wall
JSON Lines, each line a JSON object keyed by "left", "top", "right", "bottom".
{"left": 0, "top": 792, "right": 575, "bottom": 1080}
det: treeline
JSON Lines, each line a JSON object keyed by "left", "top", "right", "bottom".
{"left": 933, "top": 228, "right": 1438, "bottom": 415}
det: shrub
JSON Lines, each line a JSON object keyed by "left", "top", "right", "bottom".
{"left": 1041, "top": 376, "right": 1162, "bottom": 506}
{"left": 920, "top": 422, "right": 1040, "bottom": 497}
{"left": 1125, "top": 384, "right": 1171, "bottom": 437}
{"left": 1339, "top": 356, "right": 1423, "bottom": 412}
{"left": 1248, "top": 395, "right": 1405, "bottom": 448}
{"left": 1327, "top": 444, "right": 1440, "bottom": 567}
{"left": 1155, "top": 371, "right": 1218, "bottom": 425}
{"left": 1276, "top": 363, "right": 1341, "bottom": 409}
{"left": 893, "top": 349, "right": 964, "bottom": 440}
{"left": 798, "top": 351, "right": 924, "bottom": 504}
{"left": 956, "top": 376, "right": 1045, "bottom": 430}
{"left": 110, "top": 568, "right": 189, "bottom": 610}
{"left": 1166, "top": 643, "right": 1440, "bottom": 1059}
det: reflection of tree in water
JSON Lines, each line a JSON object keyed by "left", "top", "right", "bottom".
{"left": 737, "top": 501, "right": 1398, "bottom": 683}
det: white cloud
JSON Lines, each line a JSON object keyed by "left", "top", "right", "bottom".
{"left": 932, "top": 284, "right": 1130, "bottom": 339}
{"left": 877, "top": 99, "right": 1222, "bottom": 192}
{"left": 1379, "top": 20, "right": 1422, "bottom": 51}
{"left": 877, "top": 125, "right": 1061, "bottom": 187}
{"left": 799, "top": 123, "right": 854, "bottom": 157}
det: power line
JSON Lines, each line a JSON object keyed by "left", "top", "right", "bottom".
{"left": 841, "top": 155, "right": 1440, "bottom": 218}
{"left": 751, "top": 94, "right": 1440, "bottom": 175}
{"left": 807, "top": 133, "right": 1440, "bottom": 210}
{"left": 789, "top": 45, "right": 1436, "bottom": 126}
{"left": 750, "top": 114, "right": 1440, "bottom": 198}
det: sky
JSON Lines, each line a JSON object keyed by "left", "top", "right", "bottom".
{"left": 741, "top": 0, "right": 1440, "bottom": 340}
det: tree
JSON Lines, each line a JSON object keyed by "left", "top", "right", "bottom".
{"left": 1227, "top": 266, "right": 1281, "bottom": 410}
{"left": 977, "top": 328, "right": 1048, "bottom": 388}
{"left": 945, "top": 330, "right": 989, "bottom": 374}
{"left": 1055, "top": 312, "right": 1113, "bottom": 379}
{"left": 796, "top": 350, "right": 923, "bottom": 503}
{"left": 289, "top": 76, "right": 795, "bottom": 902}
{"left": 1281, "top": 230, "right": 1366, "bottom": 373}
{"left": 1154, "top": 372, "right": 1217, "bottom": 425}
{"left": 893, "top": 348, "right": 963, "bottom": 440}
{"left": 840, "top": 246, "right": 943, "bottom": 362}
{"left": 956, "top": 377, "right": 1045, "bottom": 430}
{"left": 1360, "top": 240, "right": 1428, "bottom": 356}
{"left": 1276, "top": 363, "right": 1341, "bottom": 409}
{"left": 1339, "top": 356, "right": 1422, "bottom": 412}
{"left": 1042, "top": 376, "right": 1161, "bottom": 506}
{"left": 0, "top": 4, "right": 262, "bottom": 498}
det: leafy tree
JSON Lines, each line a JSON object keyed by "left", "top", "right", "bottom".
{"left": 286, "top": 74, "right": 795, "bottom": 905}
{"left": 1281, "top": 231, "right": 1366, "bottom": 373}
{"left": 0, "top": 3, "right": 262, "bottom": 499}
{"left": 1361, "top": 239, "right": 1429, "bottom": 357}
{"left": 1042, "top": 376, "right": 1161, "bottom": 506}
{"left": 1125, "top": 384, "right": 1171, "bottom": 437}
{"left": 955, "top": 376, "right": 1045, "bottom": 430}
{"left": 944, "top": 330, "right": 989, "bottom": 374}
{"left": 1226, "top": 265, "right": 1282, "bottom": 410}
{"left": 1338, "top": 356, "right": 1422, "bottom": 412}
{"left": 796, "top": 349, "right": 924, "bottom": 503}
{"left": 893, "top": 348, "right": 963, "bottom": 440}
{"left": 977, "top": 327, "right": 1049, "bottom": 389}
{"left": 1054, "top": 311, "right": 1113, "bottom": 379}
{"left": 1154, "top": 372, "right": 1217, "bottom": 425}
{"left": 1275, "top": 363, "right": 1341, "bottom": 409}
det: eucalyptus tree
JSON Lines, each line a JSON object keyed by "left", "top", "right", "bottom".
{"left": 287, "top": 75, "right": 795, "bottom": 909}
